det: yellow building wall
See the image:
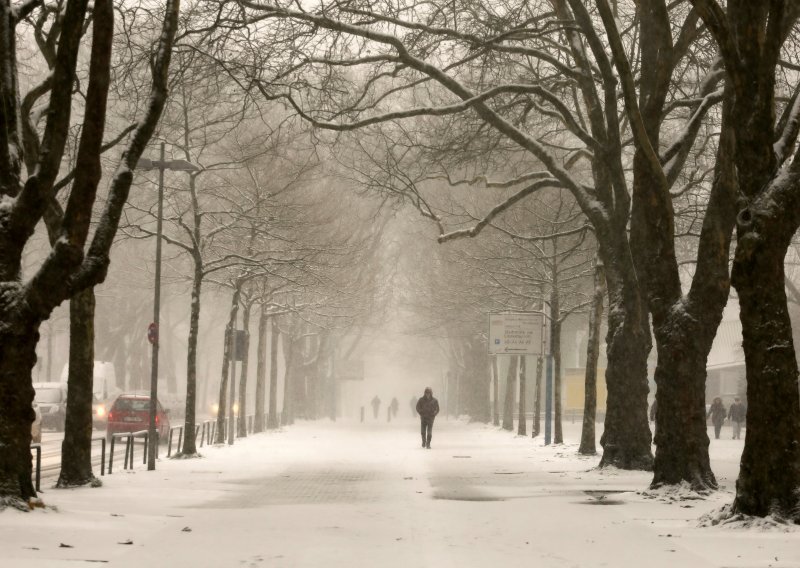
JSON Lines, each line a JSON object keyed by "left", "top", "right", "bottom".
{"left": 564, "top": 367, "right": 607, "bottom": 411}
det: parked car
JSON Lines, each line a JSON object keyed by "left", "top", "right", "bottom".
{"left": 106, "top": 394, "right": 170, "bottom": 444}
{"left": 31, "top": 403, "right": 42, "bottom": 444}
{"left": 33, "top": 382, "right": 68, "bottom": 431}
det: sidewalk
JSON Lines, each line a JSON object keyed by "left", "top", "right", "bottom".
{"left": 1, "top": 419, "right": 797, "bottom": 567}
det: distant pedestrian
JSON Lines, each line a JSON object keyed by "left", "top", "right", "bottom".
{"left": 416, "top": 387, "right": 439, "bottom": 449}
{"left": 390, "top": 397, "right": 399, "bottom": 419}
{"left": 728, "top": 397, "right": 746, "bottom": 439}
{"left": 371, "top": 396, "right": 381, "bottom": 419}
{"left": 409, "top": 396, "right": 418, "bottom": 417}
{"left": 649, "top": 398, "right": 658, "bottom": 441}
{"left": 707, "top": 397, "right": 726, "bottom": 439}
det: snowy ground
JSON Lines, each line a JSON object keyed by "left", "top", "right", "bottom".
{"left": 2, "top": 418, "right": 798, "bottom": 567}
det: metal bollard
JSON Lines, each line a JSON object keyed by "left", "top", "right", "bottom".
{"left": 30, "top": 444, "right": 41, "bottom": 492}
{"left": 99, "top": 438, "right": 106, "bottom": 476}
{"left": 108, "top": 436, "right": 116, "bottom": 474}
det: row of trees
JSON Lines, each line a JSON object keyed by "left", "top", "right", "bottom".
{"left": 3, "top": 0, "right": 800, "bottom": 526}
{"left": 0, "top": 0, "right": 389, "bottom": 508}
{"left": 197, "top": 0, "right": 800, "bottom": 521}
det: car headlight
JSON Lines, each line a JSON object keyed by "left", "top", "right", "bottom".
{"left": 95, "top": 405, "right": 106, "bottom": 417}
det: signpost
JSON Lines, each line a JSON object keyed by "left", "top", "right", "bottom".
{"left": 489, "top": 312, "right": 548, "bottom": 355}
{"left": 489, "top": 311, "right": 553, "bottom": 444}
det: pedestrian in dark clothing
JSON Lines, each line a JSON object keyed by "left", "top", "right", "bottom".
{"left": 371, "top": 395, "right": 381, "bottom": 419}
{"left": 728, "top": 397, "right": 746, "bottom": 439}
{"left": 410, "top": 396, "right": 418, "bottom": 417}
{"left": 707, "top": 397, "right": 726, "bottom": 439}
{"left": 390, "top": 397, "right": 399, "bottom": 419}
{"left": 649, "top": 398, "right": 658, "bottom": 441}
{"left": 416, "top": 387, "right": 439, "bottom": 449}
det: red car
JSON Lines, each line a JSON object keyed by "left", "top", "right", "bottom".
{"left": 106, "top": 394, "right": 171, "bottom": 444}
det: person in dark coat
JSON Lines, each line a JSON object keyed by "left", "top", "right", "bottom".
{"left": 707, "top": 397, "right": 726, "bottom": 439}
{"left": 371, "top": 395, "right": 381, "bottom": 419}
{"left": 389, "top": 397, "right": 399, "bottom": 419}
{"left": 415, "top": 387, "right": 440, "bottom": 449}
{"left": 728, "top": 396, "right": 746, "bottom": 439}
{"left": 649, "top": 398, "right": 658, "bottom": 441}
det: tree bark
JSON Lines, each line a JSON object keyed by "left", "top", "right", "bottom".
{"left": 551, "top": 275, "right": 563, "bottom": 444}
{"left": 180, "top": 260, "right": 202, "bottom": 455}
{"left": 730, "top": 196, "right": 800, "bottom": 518}
{"left": 517, "top": 356, "right": 527, "bottom": 436}
{"left": 254, "top": 304, "right": 267, "bottom": 433}
{"left": 57, "top": 289, "right": 98, "bottom": 487}
{"left": 502, "top": 356, "right": 517, "bottom": 431}
{"left": 732, "top": 252, "right": 800, "bottom": 517}
{"left": 267, "top": 317, "right": 280, "bottom": 429}
{"left": 579, "top": 260, "right": 604, "bottom": 455}
{"left": 0, "top": 324, "right": 40, "bottom": 509}
{"left": 532, "top": 356, "right": 542, "bottom": 438}
{"left": 214, "top": 326, "right": 231, "bottom": 444}
{"left": 598, "top": 246, "right": 653, "bottom": 470}
{"left": 237, "top": 304, "right": 252, "bottom": 437}
{"left": 215, "top": 290, "right": 240, "bottom": 444}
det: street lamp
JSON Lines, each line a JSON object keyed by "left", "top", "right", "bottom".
{"left": 136, "top": 142, "right": 199, "bottom": 471}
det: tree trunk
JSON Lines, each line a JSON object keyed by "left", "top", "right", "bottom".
{"left": 214, "top": 290, "right": 239, "bottom": 444}
{"left": 267, "top": 317, "right": 280, "bottom": 429}
{"left": 579, "top": 260, "right": 604, "bottom": 455}
{"left": 533, "top": 356, "right": 542, "bottom": 438}
{"left": 0, "top": 324, "right": 40, "bottom": 508}
{"left": 57, "top": 289, "right": 98, "bottom": 487}
{"left": 282, "top": 334, "right": 295, "bottom": 425}
{"left": 502, "top": 356, "right": 517, "bottom": 431}
{"left": 180, "top": 262, "right": 202, "bottom": 455}
{"left": 254, "top": 304, "right": 267, "bottom": 433}
{"left": 237, "top": 305, "right": 251, "bottom": 437}
{"left": 598, "top": 251, "right": 653, "bottom": 470}
{"left": 730, "top": 210, "right": 800, "bottom": 519}
{"left": 517, "top": 356, "right": 527, "bottom": 436}
{"left": 491, "top": 356, "right": 499, "bottom": 426}
{"left": 551, "top": 280, "right": 564, "bottom": 444}
{"left": 214, "top": 326, "right": 231, "bottom": 444}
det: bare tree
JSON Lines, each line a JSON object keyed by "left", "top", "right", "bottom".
{"left": 0, "top": 0, "right": 179, "bottom": 508}
{"left": 690, "top": 0, "right": 800, "bottom": 520}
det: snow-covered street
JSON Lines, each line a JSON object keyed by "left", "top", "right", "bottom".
{"left": 2, "top": 419, "right": 798, "bottom": 567}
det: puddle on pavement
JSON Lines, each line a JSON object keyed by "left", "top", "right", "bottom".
{"left": 578, "top": 490, "right": 628, "bottom": 506}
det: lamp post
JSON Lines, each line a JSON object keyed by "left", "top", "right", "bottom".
{"left": 137, "top": 142, "right": 199, "bottom": 470}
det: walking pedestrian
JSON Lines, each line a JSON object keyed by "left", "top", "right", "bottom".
{"left": 371, "top": 395, "right": 381, "bottom": 419}
{"left": 409, "top": 396, "right": 418, "bottom": 417}
{"left": 415, "top": 387, "right": 439, "bottom": 449}
{"left": 649, "top": 398, "right": 658, "bottom": 441}
{"left": 728, "top": 396, "right": 746, "bottom": 439}
{"left": 707, "top": 397, "right": 726, "bottom": 440}
{"left": 390, "top": 397, "right": 399, "bottom": 419}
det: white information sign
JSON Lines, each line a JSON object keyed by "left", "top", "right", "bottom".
{"left": 488, "top": 312, "right": 549, "bottom": 355}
